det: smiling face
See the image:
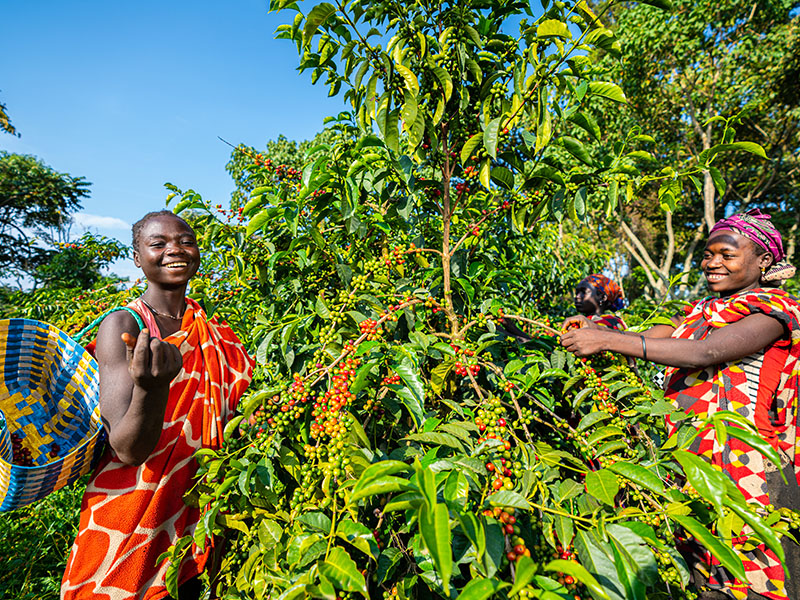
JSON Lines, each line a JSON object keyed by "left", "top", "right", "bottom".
{"left": 133, "top": 215, "right": 200, "bottom": 288}
{"left": 701, "top": 231, "right": 773, "bottom": 296}
{"left": 574, "top": 283, "right": 605, "bottom": 316}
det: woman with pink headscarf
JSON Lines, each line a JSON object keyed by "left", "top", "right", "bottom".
{"left": 561, "top": 209, "right": 799, "bottom": 599}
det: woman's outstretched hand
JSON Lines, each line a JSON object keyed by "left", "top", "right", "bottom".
{"left": 559, "top": 316, "right": 607, "bottom": 357}
{"left": 560, "top": 315, "right": 597, "bottom": 331}
{"left": 122, "top": 329, "right": 182, "bottom": 391}
{"left": 559, "top": 327, "right": 610, "bottom": 357}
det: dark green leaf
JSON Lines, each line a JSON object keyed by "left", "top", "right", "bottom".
{"left": 302, "top": 3, "right": 337, "bottom": 47}
{"left": 587, "top": 82, "right": 626, "bottom": 103}
{"left": 674, "top": 450, "right": 725, "bottom": 514}
{"left": 607, "top": 462, "right": 664, "bottom": 494}
{"left": 560, "top": 136, "right": 593, "bottom": 166}
{"left": 455, "top": 577, "right": 508, "bottom": 599}
{"left": 545, "top": 560, "right": 611, "bottom": 600}
{"left": 509, "top": 555, "right": 537, "bottom": 596}
{"left": 349, "top": 475, "right": 413, "bottom": 504}
{"left": 461, "top": 132, "right": 484, "bottom": 164}
{"left": 709, "top": 166, "right": 726, "bottom": 198}
{"left": 585, "top": 469, "right": 619, "bottom": 505}
{"left": 297, "top": 511, "right": 332, "bottom": 532}
{"left": 319, "top": 546, "right": 368, "bottom": 594}
{"left": 671, "top": 515, "right": 746, "bottom": 582}
{"left": 487, "top": 490, "right": 531, "bottom": 509}
{"left": 490, "top": 166, "right": 514, "bottom": 190}
{"left": 394, "top": 356, "right": 425, "bottom": 427}
{"left": 419, "top": 503, "right": 453, "bottom": 593}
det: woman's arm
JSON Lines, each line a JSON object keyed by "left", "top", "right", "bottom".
{"left": 95, "top": 311, "right": 183, "bottom": 466}
{"left": 560, "top": 312, "right": 784, "bottom": 369}
{"left": 560, "top": 314, "right": 680, "bottom": 338}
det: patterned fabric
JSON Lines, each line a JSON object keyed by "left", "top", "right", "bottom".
{"left": 61, "top": 298, "right": 254, "bottom": 600}
{"left": 590, "top": 313, "right": 627, "bottom": 331}
{"left": 581, "top": 274, "right": 625, "bottom": 311}
{"left": 709, "top": 209, "right": 796, "bottom": 284}
{"left": 664, "top": 289, "right": 800, "bottom": 599}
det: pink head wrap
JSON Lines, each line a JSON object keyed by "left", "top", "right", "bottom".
{"left": 709, "top": 208, "right": 796, "bottom": 283}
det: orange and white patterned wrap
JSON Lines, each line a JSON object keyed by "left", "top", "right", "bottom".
{"left": 61, "top": 298, "right": 253, "bottom": 600}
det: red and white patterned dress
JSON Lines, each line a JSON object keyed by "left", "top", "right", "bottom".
{"left": 61, "top": 298, "right": 254, "bottom": 600}
{"left": 665, "top": 289, "right": 800, "bottom": 599}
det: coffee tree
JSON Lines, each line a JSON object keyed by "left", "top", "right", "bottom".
{"left": 159, "top": 0, "right": 798, "bottom": 598}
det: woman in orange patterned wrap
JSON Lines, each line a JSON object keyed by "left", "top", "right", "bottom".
{"left": 61, "top": 211, "right": 254, "bottom": 600}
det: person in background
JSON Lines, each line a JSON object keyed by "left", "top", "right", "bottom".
{"left": 62, "top": 211, "right": 254, "bottom": 600}
{"left": 560, "top": 209, "right": 800, "bottom": 600}
{"left": 574, "top": 273, "right": 628, "bottom": 330}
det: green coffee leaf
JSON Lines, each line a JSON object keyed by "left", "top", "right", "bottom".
{"left": 319, "top": 546, "right": 368, "bottom": 594}
{"left": 671, "top": 515, "right": 746, "bottom": 582}
{"left": 585, "top": 469, "right": 619, "bottom": 505}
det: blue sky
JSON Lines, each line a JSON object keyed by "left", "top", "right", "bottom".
{"left": 1, "top": 1, "right": 342, "bottom": 280}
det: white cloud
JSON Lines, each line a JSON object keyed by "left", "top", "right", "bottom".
{"left": 72, "top": 213, "right": 131, "bottom": 230}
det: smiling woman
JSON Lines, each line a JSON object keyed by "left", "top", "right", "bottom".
{"left": 560, "top": 209, "right": 800, "bottom": 599}
{"left": 60, "top": 210, "right": 254, "bottom": 600}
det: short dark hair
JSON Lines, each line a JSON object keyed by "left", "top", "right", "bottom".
{"left": 131, "top": 210, "right": 192, "bottom": 252}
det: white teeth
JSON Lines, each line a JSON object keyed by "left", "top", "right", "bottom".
{"left": 165, "top": 262, "right": 187, "bottom": 269}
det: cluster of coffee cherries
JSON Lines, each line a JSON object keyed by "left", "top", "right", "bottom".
{"left": 453, "top": 344, "right": 481, "bottom": 377}
{"left": 358, "top": 318, "right": 383, "bottom": 341}
{"left": 249, "top": 375, "right": 315, "bottom": 450}
{"left": 473, "top": 312, "right": 495, "bottom": 328}
{"left": 351, "top": 273, "right": 371, "bottom": 291}
{"left": 214, "top": 203, "right": 247, "bottom": 225}
{"left": 475, "top": 397, "right": 521, "bottom": 492}
{"left": 424, "top": 296, "right": 444, "bottom": 315}
{"left": 551, "top": 540, "right": 583, "bottom": 594}
{"left": 310, "top": 356, "right": 360, "bottom": 441}
{"left": 336, "top": 289, "right": 355, "bottom": 307}
{"left": 779, "top": 506, "right": 800, "bottom": 531}
{"left": 361, "top": 245, "right": 408, "bottom": 278}
{"left": 514, "top": 406, "right": 536, "bottom": 428}
{"left": 483, "top": 507, "right": 531, "bottom": 562}
{"left": 652, "top": 547, "right": 686, "bottom": 589}
{"left": 381, "top": 586, "right": 400, "bottom": 599}
{"left": 10, "top": 432, "right": 35, "bottom": 466}
{"left": 381, "top": 372, "right": 401, "bottom": 385}
{"left": 475, "top": 396, "right": 509, "bottom": 439}
{"left": 575, "top": 358, "right": 611, "bottom": 406}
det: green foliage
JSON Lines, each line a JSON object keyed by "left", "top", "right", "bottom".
{"left": 590, "top": 0, "right": 800, "bottom": 297}
{"left": 5, "top": 2, "right": 793, "bottom": 599}
{"left": 0, "top": 479, "right": 86, "bottom": 600}
{"left": 225, "top": 130, "right": 341, "bottom": 209}
{"left": 148, "top": 1, "right": 800, "bottom": 599}
{"left": 0, "top": 277, "right": 144, "bottom": 335}
{"left": 33, "top": 233, "right": 129, "bottom": 289}
{"left": 0, "top": 151, "right": 90, "bottom": 278}
{"left": 0, "top": 94, "right": 17, "bottom": 136}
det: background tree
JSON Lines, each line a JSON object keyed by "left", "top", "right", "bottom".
{"left": 0, "top": 93, "right": 18, "bottom": 136}
{"left": 225, "top": 130, "right": 340, "bottom": 208}
{"left": 590, "top": 0, "right": 800, "bottom": 298}
{"left": 0, "top": 151, "right": 90, "bottom": 282}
